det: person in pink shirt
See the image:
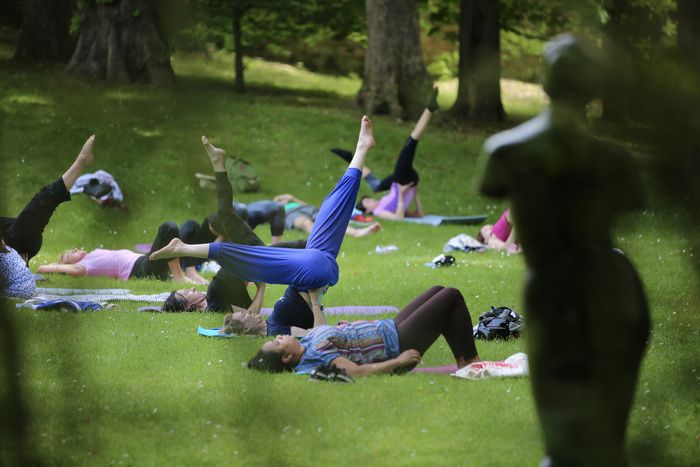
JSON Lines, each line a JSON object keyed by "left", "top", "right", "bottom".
{"left": 351, "top": 88, "right": 439, "bottom": 220}
{"left": 477, "top": 209, "right": 521, "bottom": 254}
{"left": 37, "top": 222, "right": 192, "bottom": 282}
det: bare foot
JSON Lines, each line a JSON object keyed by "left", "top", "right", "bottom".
{"left": 356, "top": 115, "right": 375, "bottom": 152}
{"left": 78, "top": 135, "right": 96, "bottom": 166}
{"left": 201, "top": 136, "right": 226, "bottom": 165}
{"left": 356, "top": 222, "right": 381, "bottom": 237}
{"left": 150, "top": 238, "right": 183, "bottom": 261}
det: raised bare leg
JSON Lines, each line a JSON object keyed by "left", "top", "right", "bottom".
{"left": 150, "top": 238, "right": 210, "bottom": 261}
{"left": 349, "top": 116, "right": 375, "bottom": 171}
{"left": 202, "top": 136, "right": 226, "bottom": 172}
{"left": 62, "top": 135, "right": 95, "bottom": 190}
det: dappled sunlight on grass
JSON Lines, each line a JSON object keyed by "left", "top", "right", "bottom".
{"left": 132, "top": 127, "right": 162, "bottom": 138}
{"left": 2, "top": 93, "right": 55, "bottom": 110}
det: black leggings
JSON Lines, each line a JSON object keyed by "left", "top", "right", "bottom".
{"left": 369, "top": 137, "right": 420, "bottom": 192}
{"left": 130, "top": 222, "right": 180, "bottom": 280}
{"left": 0, "top": 178, "right": 71, "bottom": 261}
{"left": 178, "top": 219, "right": 216, "bottom": 269}
{"left": 394, "top": 286, "right": 478, "bottom": 361}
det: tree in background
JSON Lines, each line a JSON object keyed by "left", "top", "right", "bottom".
{"left": 13, "top": 0, "right": 74, "bottom": 63}
{"left": 196, "top": 0, "right": 364, "bottom": 92}
{"left": 451, "top": 0, "right": 505, "bottom": 122}
{"left": 677, "top": 0, "right": 700, "bottom": 71}
{"left": 66, "top": 0, "right": 175, "bottom": 85}
{"left": 358, "top": 0, "right": 433, "bottom": 119}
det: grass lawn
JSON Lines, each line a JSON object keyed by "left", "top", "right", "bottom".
{"left": 1, "top": 38, "right": 698, "bottom": 466}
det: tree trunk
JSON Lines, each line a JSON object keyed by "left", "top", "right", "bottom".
{"left": 600, "top": 0, "right": 631, "bottom": 121}
{"left": 358, "top": 0, "right": 432, "bottom": 120}
{"left": 451, "top": 0, "right": 505, "bottom": 122}
{"left": 232, "top": 5, "right": 245, "bottom": 92}
{"left": 677, "top": 0, "right": 700, "bottom": 71}
{"left": 13, "top": 0, "right": 73, "bottom": 62}
{"left": 65, "top": 0, "right": 175, "bottom": 85}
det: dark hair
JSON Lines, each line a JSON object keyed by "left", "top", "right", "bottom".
{"left": 355, "top": 196, "right": 370, "bottom": 214}
{"left": 247, "top": 348, "right": 293, "bottom": 373}
{"left": 476, "top": 231, "right": 485, "bottom": 244}
{"left": 163, "top": 291, "right": 186, "bottom": 312}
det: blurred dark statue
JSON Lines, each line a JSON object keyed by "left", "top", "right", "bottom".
{"left": 479, "top": 34, "right": 650, "bottom": 466}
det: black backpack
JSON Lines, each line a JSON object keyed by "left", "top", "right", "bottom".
{"left": 473, "top": 306, "right": 525, "bottom": 340}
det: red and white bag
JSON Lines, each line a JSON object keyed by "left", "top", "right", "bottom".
{"left": 451, "top": 352, "right": 529, "bottom": 380}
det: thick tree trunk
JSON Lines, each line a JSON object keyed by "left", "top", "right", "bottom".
{"left": 358, "top": 0, "right": 432, "bottom": 120}
{"left": 677, "top": 0, "right": 700, "bottom": 71}
{"left": 232, "top": 6, "right": 245, "bottom": 92}
{"left": 601, "top": 0, "right": 631, "bottom": 121}
{"left": 451, "top": 0, "right": 505, "bottom": 122}
{"left": 13, "top": 0, "right": 73, "bottom": 62}
{"left": 66, "top": 0, "right": 175, "bottom": 85}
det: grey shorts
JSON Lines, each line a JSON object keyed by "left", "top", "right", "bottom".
{"left": 284, "top": 205, "right": 319, "bottom": 230}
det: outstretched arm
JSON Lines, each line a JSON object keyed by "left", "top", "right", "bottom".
{"left": 331, "top": 349, "right": 422, "bottom": 376}
{"left": 406, "top": 191, "right": 424, "bottom": 218}
{"left": 247, "top": 282, "right": 266, "bottom": 315}
{"left": 37, "top": 263, "right": 87, "bottom": 277}
{"left": 273, "top": 193, "right": 307, "bottom": 205}
{"left": 308, "top": 287, "right": 327, "bottom": 327}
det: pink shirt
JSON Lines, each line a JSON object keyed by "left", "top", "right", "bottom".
{"left": 78, "top": 249, "right": 140, "bottom": 280}
{"left": 492, "top": 209, "right": 512, "bottom": 242}
{"left": 374, "top": 183, "right": 417, "bottom": 215}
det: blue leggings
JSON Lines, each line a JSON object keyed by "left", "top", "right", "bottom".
{"left": 208, "top": 168, "right": 361, "bottom": 290}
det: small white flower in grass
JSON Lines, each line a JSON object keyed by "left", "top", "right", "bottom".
{"left": 420, "top": 428, "right": 428, "bottom": 433}
{"left": 283, "top": 426, "right": 290, "bottom": 433}
{"left": 515, "top": 397, "right": 521, "bottom": 401}
{"left": 152, "top": 408, "right": 158, "bottom": 414}
{"left": 295, "top": 429, "right": 301, "bottom": 435}
{"left": 234, "top": 451, "right": 239, "bottom": 455}
{"left": 506, "top": 387, "right": 512, "bottom": 393}
{"left": 429, "top": 380, "right": 435, "bottom": 385}
{"left": 317, "top": 427, "right": 322, "bottom": 432}
{"left": 208, "top": 361, "right": 212, "bottom": 366}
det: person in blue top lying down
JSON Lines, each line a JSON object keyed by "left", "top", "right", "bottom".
{"left": 247, "top": 286, "right": 482, "bottom": 377}
{"left": 149, "top": 115, "right": 375, "bottom": 315}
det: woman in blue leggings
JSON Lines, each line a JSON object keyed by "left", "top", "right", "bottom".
{"left": 150, "top": 116, "right": 375, "bottom": 323}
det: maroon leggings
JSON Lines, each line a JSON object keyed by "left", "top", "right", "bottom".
{"left": 394, "top": 286, "right": 478, "bottom": 361}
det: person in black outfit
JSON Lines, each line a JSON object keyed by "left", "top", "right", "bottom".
{"left": 163, "top": 136, "right": 304, "bottom": 314}
{"left": 0, "top": 135, "right": 96, "bottom": 264}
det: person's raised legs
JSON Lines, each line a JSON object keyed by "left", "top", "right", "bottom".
{"left": 150, "top": 238, "right": 210, "bottom": 261}
{"left": 349, "top": 116, "right": 375, "bottom": 171}
{"left": 410, "top": 87, "right": 439, "bottom": 141}
{"left": 62, "top": 135, "right": 96, "bottom": 190}
{"left": 202, "top": 136, "right": 226, "bottom": 172}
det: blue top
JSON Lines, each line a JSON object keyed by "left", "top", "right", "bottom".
{"left": 0, "top": 247, "right": 36, "bottom": 299}
{"left": 266, "top": 286, "right": 314, "bottom": 336}
{"left": 294, "top": 319, "right": 400, "bottom": 374}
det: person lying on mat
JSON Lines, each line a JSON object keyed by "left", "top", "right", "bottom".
{"left": 337, "top": 87, "right": 439, "bottom": 221}
{"left": 247, "top": 285, "right": 481, "bottom": 376}
{"left": 267, "top": 193, "right": 381, "bottom": 238}
{"left": 37, "top": 221, "right": 193, "bottom": 282}
{"left": 476, "top": 208, "right": 521, "bottom": 254}
{"left": 150, "top": 116, "right": 375, "bottom": 320}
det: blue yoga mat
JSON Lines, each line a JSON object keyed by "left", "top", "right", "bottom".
{"left": 197, "top": 326, "right": 236, "bottom": 338}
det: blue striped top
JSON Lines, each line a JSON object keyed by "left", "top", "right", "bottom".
{"left": 295, "top": 319, "right": 400, "bottom": 374}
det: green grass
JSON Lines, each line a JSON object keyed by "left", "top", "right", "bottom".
{"left": 1, "top": 42, "right": 698, "bottom": 466}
